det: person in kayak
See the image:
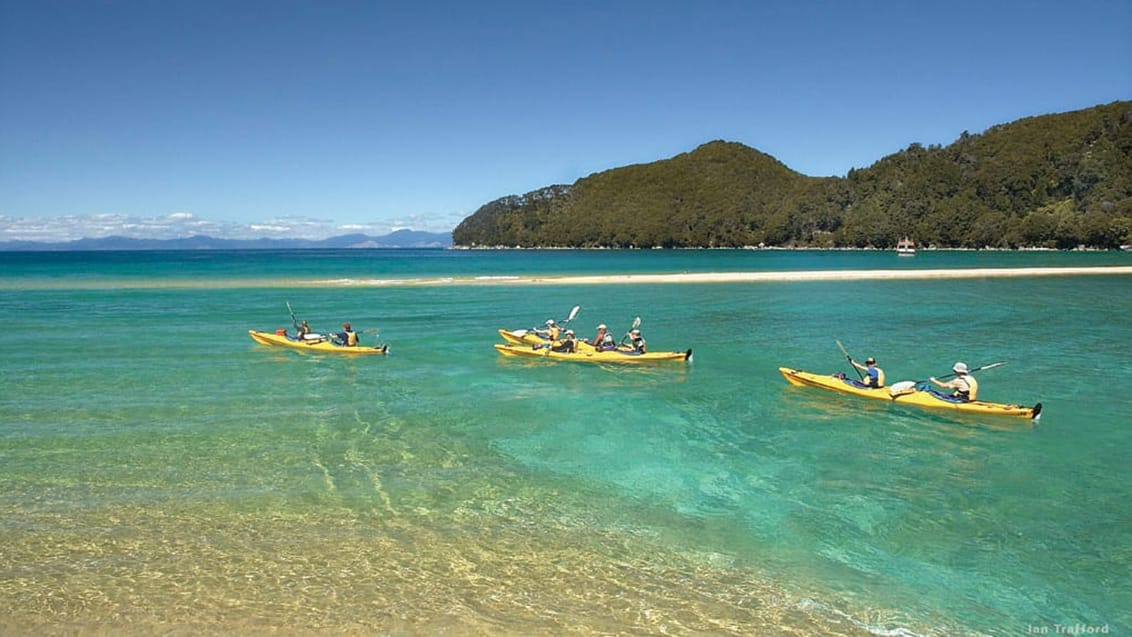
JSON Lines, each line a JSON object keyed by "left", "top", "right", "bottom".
{"left": 850, "top": 357, "right": 885, "bottom": 388}
{"left": 333, "top": 323, "right": 359, "bottom": 347}
{"left": 589, "top": 324, "right": 617, "bottom": 351}
{"left": 931, "top": 362, "right": 979, "bottom": 401}
{"left": 296, "top": 320, "right": 324, "bottom": 342}
{"left": 534, "top": 319, "right": 560, "bottom": 341}
{"left": 551, "top": 329, "right": 577, "bottom": 353}
{"left": 622, "top": 328, "right": 647, "bottom": 353}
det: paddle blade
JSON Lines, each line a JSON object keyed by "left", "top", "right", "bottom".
{"left": 835, "top": 339, "right": 862, "bottom": 379}
{"left": 835, "top": 339, "right": 851, "bottom": 358}
{"left": 567, "top": 305, "right": 580, "bottom": 322}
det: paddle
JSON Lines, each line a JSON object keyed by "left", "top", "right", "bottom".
{"left": 562, "top": 305, "right": 580, "bottom": 326}
{"left": 523, "top": 305, "right": 581, "bottom": 336}
{"left": 924, "top": 361, "right": 1006, "bottom": 383}
{"left": 286, "top": 301, "right": 300, "bottom": 331}
{"left": 889, "top": 361, "right": 1007, "bottom": 394}
{"left": 836, "top": 339, "right": 864, "bottom": 381}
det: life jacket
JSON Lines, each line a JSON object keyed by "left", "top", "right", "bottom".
{"left": 958, "top": 374, "right": 978, "bottom": 400}
{"left": 867, "top": 366, "right": 885, "bottom": 388}
{"left": 344, "top": 330, "right": 358, "bottom": 346}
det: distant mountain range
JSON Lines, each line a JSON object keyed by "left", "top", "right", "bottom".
{"left": 0, "top": 229, "right": 453, "bottom": 251}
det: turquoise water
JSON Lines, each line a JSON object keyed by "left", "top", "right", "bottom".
{"left": 1, "top": 249, "right": 1129, "bottom": 636}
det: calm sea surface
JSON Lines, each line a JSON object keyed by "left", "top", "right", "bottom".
{"left": 1, "top": 249, "right": 1129, "bottom": 636}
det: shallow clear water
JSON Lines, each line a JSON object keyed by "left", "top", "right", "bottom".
{"left": 1, "top": 249, "right": 1129, "bottom": 636}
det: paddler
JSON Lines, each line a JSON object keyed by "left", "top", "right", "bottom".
{"left": 590, "top": 324, "right": 616, "bottom": 351}
{"left": 850, "top": 356, "right": 886, "bottom": 388}
{"left": 622, "top": 328, "right": 647, "bottom": 353}
{"left": 534, "top": 319, "right": 561, "bottom": 341}
{"left": 551, "top": 329, "right": 577, "bottom": 353}
{"left": 931, "top": 362, "right": 979, "bottom": 401}
{"left": 297, "top": 320, "right": 322, "bottom": 341}
{"left": 334, "top": 322, "right": 359, "bottom": 347}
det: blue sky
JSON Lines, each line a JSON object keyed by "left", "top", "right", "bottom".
{"left": 2, "top": 0, "right": 1129, "bottom": 241}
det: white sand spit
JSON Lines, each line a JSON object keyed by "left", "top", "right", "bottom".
{"left": 322, "top": 266, "right": 1132, "bottom": 287}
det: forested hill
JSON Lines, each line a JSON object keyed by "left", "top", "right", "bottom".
{"left": 453, "top": 101, "right": 1132, "bottom": 249}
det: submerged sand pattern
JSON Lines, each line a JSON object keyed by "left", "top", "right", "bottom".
{"left": 0, "top": 500, "right": 928, "bottom": 636}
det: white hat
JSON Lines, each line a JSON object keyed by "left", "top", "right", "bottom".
{"left": 546, "top": 319, "right": 556, "bottom": 325}
{"left": 565, "top": 329, "right": 574, "bottom": 335}
{"left": 953, "top": 362, "right": 969, "bottom": 374}
{"left": 597, "top": 324, "right": 607, "bottom": 329}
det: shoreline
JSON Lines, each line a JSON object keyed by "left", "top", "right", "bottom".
{"left": 317, "top": 265, "right": 1132, "bottom": 287}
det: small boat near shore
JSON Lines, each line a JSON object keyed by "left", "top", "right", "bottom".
{"left": 896, "top": 236, "right": 916, "bottom": 256}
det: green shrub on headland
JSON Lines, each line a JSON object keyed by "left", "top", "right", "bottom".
{"left": 453, "top": 101, "right": 1132, "bottom": 249}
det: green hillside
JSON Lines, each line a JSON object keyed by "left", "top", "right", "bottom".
{"left": 453, "top": 101, "right": 1132, "bottom": 249}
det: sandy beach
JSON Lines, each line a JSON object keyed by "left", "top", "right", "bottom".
{"left": 6, "top": 265, "right": 1130, "bottom": 290}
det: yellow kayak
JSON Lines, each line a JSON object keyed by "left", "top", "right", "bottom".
{"left": 497, "top": 328, "right": 622, "bottom": 353}
{"left": 498, "top": 327, "right": 555, "bottom": 346}
{"left": 249, "top": 330, "right": 389, "bottom": 355}
{"left": 778, "top": 367, "right": 1041, "bottom": 420}
{"left": 495, "top": 343, "right": 692, "bottom": 364}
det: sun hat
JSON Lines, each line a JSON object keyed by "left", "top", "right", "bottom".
{"left": 953, "top": 362, "right": 969, "bottom": 373}
{"left": 865, "top": 357, "right": 876, "bottom": 364}
{"left": 565, "top": 329, "right": 574, "bottom": 335}
{"left": 597, "top": 324, "right": 607, "bottom": 329}
{"left": 546, "top": 319, "right": 556, "bottom": 325}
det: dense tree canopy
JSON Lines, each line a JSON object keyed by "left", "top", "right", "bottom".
{"left": 453, "top": 101, "right": 1132, "bottom": 249}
